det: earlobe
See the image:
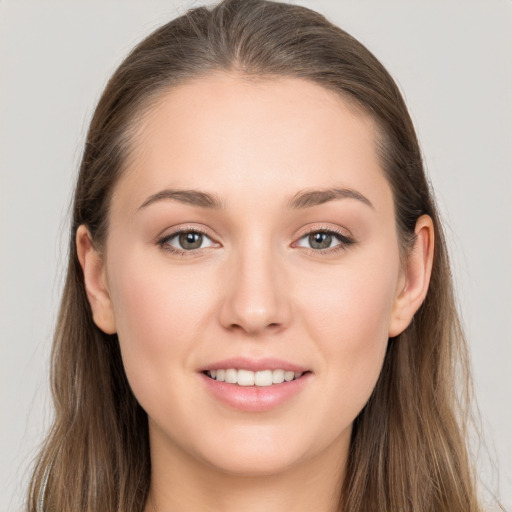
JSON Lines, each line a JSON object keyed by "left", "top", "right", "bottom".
{"left": 388, "top": 215, "right": 434, "bottom": 338}
{"left": 76, "top": 225, "right": 117, "bottom": 334}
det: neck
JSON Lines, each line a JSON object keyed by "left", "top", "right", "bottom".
{"left": 145, "top": 432, "right": 348, "bottom": 512}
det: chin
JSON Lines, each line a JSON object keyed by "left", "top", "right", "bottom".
{"left": 188, "top": 422, "right": 342, "bottom": 478}
{"left": 200, "top": 444, "right": 306, "bottom": 477}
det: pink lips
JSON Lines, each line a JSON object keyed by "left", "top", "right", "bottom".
{"left": 201, "top": 357, "right": 309, "bottom": 374}
{"left": 199, "top": 357, "right": 312, "bottom": 412}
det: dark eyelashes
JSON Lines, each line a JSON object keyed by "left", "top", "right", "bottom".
{"left": 157, "top": 227, "right": 213, "bottom": 256}
{"left": 157, "top": 229, "right": 209, "bottom": 246}
{"left": 157, "top": 227, "right": 355, "bottom": 256}
{"left": 321, "top": 229, "right": 354, "bottom": 247}
{"left": 297, "top": 228, "right": 355, "bottom": 256}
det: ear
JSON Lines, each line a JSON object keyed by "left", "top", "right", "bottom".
{"left": 388, "top": 214, "right": 434, "bottom": 338}
{"left": 76, "top": 224, "right": 117, "bottom": 334}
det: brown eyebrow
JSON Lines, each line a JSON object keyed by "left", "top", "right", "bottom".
{"left": 286, "top": 187, "right": 374, "bottom": 210}
{"left": 138, "top": 186, "right": 373, "bottom": 211}
{"left": 138, "top": 189, "right": 224, "bottom": 210}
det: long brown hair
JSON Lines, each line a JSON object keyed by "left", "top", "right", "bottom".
{"left": 28, "top": 1, "right": 482, "bottom": 510}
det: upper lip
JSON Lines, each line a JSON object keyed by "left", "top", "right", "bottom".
{"left": 200, "top": 357, "right": 310, "bottom": 374}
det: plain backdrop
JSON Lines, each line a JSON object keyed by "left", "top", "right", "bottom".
{"left": 1, "top": 1, "right": 511, "bottom": 511}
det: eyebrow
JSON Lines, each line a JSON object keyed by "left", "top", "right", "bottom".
{"left": 137, "top": 186, "right": 373, "bottom": 211}
{"left": 286, "top": 187, "right": 373, "bottom": 210}
{"left": 138, "top": 189, "right": 224, "bottom": 210}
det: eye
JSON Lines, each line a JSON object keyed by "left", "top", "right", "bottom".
{"left": 159, "top": 229, "right": 216, "bottom": 252}
{"left": 295, "top": 229, "right": 354, "bottom": 253}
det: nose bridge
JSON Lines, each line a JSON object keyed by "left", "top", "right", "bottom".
{"left": 219, "top": 230, "right": 290, "bottom": 335}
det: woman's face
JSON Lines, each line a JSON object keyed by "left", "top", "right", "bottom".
{"left": 94, "top": 75, "right": 410, "bottom": 476}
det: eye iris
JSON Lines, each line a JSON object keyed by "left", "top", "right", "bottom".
{"left": 179, "top": 232, "right": 203, "bottom": 250}
{"left": 309, "top": 232, "right": 332, "bottom": 249}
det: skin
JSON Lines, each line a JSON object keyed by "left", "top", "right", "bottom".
{"left": 77, "top": 74, "right": 433, "bottom": 512}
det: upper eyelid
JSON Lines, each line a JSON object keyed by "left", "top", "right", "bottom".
{"left": 157, "top": 224, "right": 353, "bottom": 248}
{"left": 294, "top": 228, "right": 353, "bottom": 248}
{"left": 159, "top": 225, "right": 348, "bottom": 238}
{"left": 157, "top": 224, "right": 214, "bottom": 240}
{"left": 159, "top": 229, "right": 217, "bottom": 247}
{"left": 295, "top": 224, "right": 353, "bottom": 240}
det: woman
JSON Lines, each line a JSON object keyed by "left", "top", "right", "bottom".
{"left": 27, "top": 0, "right": 484, "bottom": 510}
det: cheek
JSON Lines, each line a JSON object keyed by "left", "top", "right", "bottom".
{"left": 105, "top": 247, "right": 215, "bottom": 394}
{"left": 109, "top": 241, "right": 214, "bottom": 331}
{"left": 295, "top": 251, "right": 399, "bottom": 415}
{"left": 298, "top": 252, "right": 399, "bottom": 341}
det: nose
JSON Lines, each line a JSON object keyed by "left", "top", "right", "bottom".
{"left": 218, "top": 242, "right": 291, "bottom": 336}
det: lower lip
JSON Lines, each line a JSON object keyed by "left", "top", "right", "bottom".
{"left": 200, "top": 372, "right": 312, "bottom": 412}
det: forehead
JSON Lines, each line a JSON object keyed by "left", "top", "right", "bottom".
{"left": 115, "top": 73, "right": 391, "bottom": 214}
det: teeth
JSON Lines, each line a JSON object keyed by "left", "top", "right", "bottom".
{"left": 284, "top": 371, "right": 295, "bottom": 382}
{"left": 254, "top": 370, "right": 272, "bottom": 386}
{"left": 272, "top": 369, "right": 285, "bottom": 384}
{"left": 207, "top": 368, "right": 304, "bottom": 386}
{"left": 225, "top": 369, "right": 237, "bottom": 384}
{"left": 238, "top": 369, "right": 255, "bottom": 386}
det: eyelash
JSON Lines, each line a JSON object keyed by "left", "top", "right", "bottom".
{"left": 294, "top": 226, "right": 355, "bottom": 256}
{"left": 157, "top": 226, "right": 355, "bottom": 257}
{"left": 157, "top": 227, "right": 214, "bottom": 257}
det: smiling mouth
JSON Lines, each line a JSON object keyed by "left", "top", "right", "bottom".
{"left": 203, "top": 369, "right": 309, "bottom": 387}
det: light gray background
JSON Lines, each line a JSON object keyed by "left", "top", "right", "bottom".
{"left": 1, "top": 1, "right": 511, "bottom": 511}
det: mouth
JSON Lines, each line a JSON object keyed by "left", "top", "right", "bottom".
{"left": 200, "top": 360, "right": 312, "bottom": 412}
{"left": 202, "top": 368, "right": 309, "bottom": 387}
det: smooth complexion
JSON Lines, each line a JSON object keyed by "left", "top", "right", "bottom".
{"left": 77, "top": 75, "right": 433, "bottom": 512}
